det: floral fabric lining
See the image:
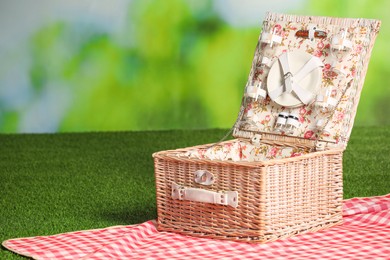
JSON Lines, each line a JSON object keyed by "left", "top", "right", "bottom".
{"left": 236, "top": 19, "right": 378, "bottom": 145}
{"left": 178, "top": 15, "right": 380, "bottom": 163}
{"left": 181, "top": 140, "right": 310, "bottom": 162}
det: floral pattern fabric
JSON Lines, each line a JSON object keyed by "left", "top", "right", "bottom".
{"left": 236, "top": 16, "right": 380, "bottom": 146}
{"left": 177, "top": 14, "right": 380, "bottom": 163}
{"left": 181, "top": 140, "right": 310, "bottom": 162}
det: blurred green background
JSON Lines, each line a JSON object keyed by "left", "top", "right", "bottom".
{"left": 0, "top": 0, "right": 389, "bottom": 133}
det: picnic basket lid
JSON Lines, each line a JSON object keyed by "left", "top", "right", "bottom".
{"left": 233, "top": 12, "right": 381, "bottom": 150}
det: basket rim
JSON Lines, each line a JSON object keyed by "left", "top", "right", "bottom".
{"left": 153, "top": 142, "right": 344, "bottom": 167}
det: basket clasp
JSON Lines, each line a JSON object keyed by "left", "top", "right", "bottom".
{"left": 194, "top": 170, "right": 215, "bottom": 185}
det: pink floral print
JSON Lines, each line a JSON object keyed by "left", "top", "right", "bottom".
{"left": 238, "top": 20, "right": 372, "bottom": 145}
{"left": 181, "top": 140, "right": 310, "bottom": 162}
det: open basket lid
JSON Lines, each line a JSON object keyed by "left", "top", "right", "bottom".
{"left": 233, "top": 13, "right": 381, "bottom": 150}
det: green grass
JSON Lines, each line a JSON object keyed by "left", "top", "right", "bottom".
{"left": 1, "top": 128, "right": 389, "bottom": 259}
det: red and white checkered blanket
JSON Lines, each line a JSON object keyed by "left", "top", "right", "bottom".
{"left": 3, "top": 194, "right": 390, "bottom": 260}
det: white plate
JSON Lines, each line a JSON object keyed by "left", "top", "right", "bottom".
{"left": 267, "top": 50, "right": 322, "bottom": 108}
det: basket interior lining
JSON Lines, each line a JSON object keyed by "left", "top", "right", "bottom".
{"left": 178, "top": 139, "right": 311, "bottom": 162}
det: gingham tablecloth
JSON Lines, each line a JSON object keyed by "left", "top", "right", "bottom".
{"left": 3, "top": 194, "right": 390, "bottom": 260}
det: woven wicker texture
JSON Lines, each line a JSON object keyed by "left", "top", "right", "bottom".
{"left": 153, "top": 12, "right": 380, "bottom": 243}
{"left": 154, "top": 147, "right": 343, "bottom": 242}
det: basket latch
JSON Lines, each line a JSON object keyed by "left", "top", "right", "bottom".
{"left": 315, "top": 141, "right": 327, "bottom": 151}
{"left": 251, "top": 134, "right": 262, "bottom": 146}
{"left": 194, "top": 170, "right": 215, "bottom": 185}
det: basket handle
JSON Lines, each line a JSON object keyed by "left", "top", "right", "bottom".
{"left": 171, "top": 182, "right": 239, "bottom": 208}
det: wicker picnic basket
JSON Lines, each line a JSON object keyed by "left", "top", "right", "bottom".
{"left": 153, "top": 13, "right": 381, "bottom": 243}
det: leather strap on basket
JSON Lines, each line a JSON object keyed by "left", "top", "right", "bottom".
{"left": 172, "top": 182, "right": 239, "bottom": 208}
